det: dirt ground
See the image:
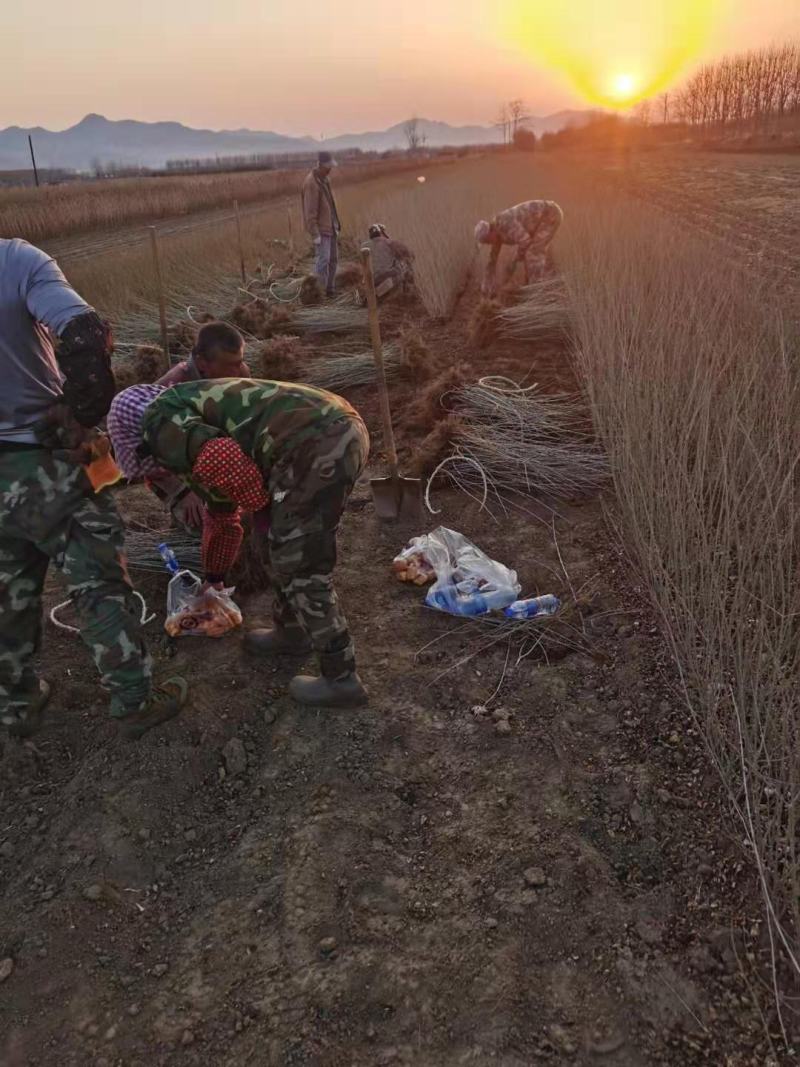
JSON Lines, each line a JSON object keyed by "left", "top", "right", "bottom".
{"left": 0, "top": 243, "right": 783, "bottom": 1067}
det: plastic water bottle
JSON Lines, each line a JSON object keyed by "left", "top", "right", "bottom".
{"left": 158, "top": 542, "right": 181, "bottom": 575}
{"left": 503, "top": 595, "right": 561, "bottom": 619}
{"left": 428, "top": 586, "right": 517, "bottom": 617}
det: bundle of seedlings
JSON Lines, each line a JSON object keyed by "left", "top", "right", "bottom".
{"left": 132, "top": 345, "right": 164, "bottom": 384}
{"left": 291, "top": 305, "right": 369, "bottom": 336}
{"left": 305, "top": 343, "right": 401, "bottom": 392}
{"left": 124, "top": 532, "right": 202, "bottom": 573}
{"left": 411, "top": 414, "right": 466, "bottom": 477}
{"left": 336, "top": 261, "right": 363, "bottom": 289}
{"left": 398, "top": 328, "right": 434, "bottom": 384}
{"left": 230, "top": 299, "right": 296, "bottom": 340}
{"left": 469, "top": 299, "right": 501, "bottom": 349}
{"left": 299, "top": 274, "right": 324, "bottom": 306}
{"left": 168, "top": 319, "right": 198, "bottom": 354}
{"left": 403, "top": 365, "right": 467, "bottom": 433}
{"left": 113, "top": 363, "right": 138, "bottom": 394}
{"left": 497, "top": 276, "right": 573, "bottom": 346}
{"left": 258, "top": 335, "right": 310, "bottom": 381}
{"left": 429, "top": 378, "right": 607, "bottom": 507}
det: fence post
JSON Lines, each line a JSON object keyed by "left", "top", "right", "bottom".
{"left": 287, "top": 207, "right": 295, "bottom": 267}
{"left": 148, "top": 226, "right": 170, "bottom": 374}
{"left": 234, "top": 199, "right": 246, "bottom": 285}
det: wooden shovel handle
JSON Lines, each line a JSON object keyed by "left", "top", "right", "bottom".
{"left": 360, "top": 247, "right": 399, "bottom": 477}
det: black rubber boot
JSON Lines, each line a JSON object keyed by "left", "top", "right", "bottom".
{"left": 244, "top": 627, "right": 312, "bottom": 656}
{"left": 7, "top": 680, "right": 51, "bottom": 739}
{"left": 118, "top": 677, "right": 188, "bottom": 741}
{"left": 289, "top": 672, "right": 369, "bottom": 708}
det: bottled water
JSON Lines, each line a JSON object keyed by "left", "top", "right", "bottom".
{"left": 428, "top": 586, "right": 517, "bottom": 616}
{"left": 503, "top": 595, "right": 561, "bottom": 619}
{"left": 158, "top": 542, "right": 180, "bottom": 575}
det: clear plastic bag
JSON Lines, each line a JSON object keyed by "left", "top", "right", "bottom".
{"left": 394, "top": 527, "right": 520, "bottom": 616}
{"left": 164, "top": 569, "right": 243, "bottom": 638}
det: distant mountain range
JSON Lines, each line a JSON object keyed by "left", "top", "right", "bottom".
{"left": 0, "top": 111, "right": 599, "bottom": 172}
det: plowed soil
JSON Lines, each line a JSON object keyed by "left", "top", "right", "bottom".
{"left": 0, "top": 259, "right": 777, "bottom": 1064}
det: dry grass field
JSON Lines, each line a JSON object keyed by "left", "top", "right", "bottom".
{"left": 2, "top": 148, "right": 799, "bottom": 1064}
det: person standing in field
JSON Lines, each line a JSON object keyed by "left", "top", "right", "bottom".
{"left": 0, "top": 238, "right": 187, "bottom": 740}
{"left": 475, "top": 200, "right": 564, "bottom": 296}
{"left": 107, "top": 378, "right": 370, "bottom": 709}
{"left": 302, "top": 151, "right": 342, "bottom": 298}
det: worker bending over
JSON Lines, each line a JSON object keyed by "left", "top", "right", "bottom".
{"left": 365, "top": 223, "right": 414, "bottom": 301}
{"left": 154, "top": 321, "right": 250, "bottom": 530}
{"left": 0, "top": 239, "right": 187, "bottom": 740}
{"left": 108, "top": 379, "right": 370, "bottom": 708}
{"left": 475, "top": 200, "right": 563, "bottom": 296}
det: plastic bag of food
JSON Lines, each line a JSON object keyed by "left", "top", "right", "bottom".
{"left": 394, "top": 527, "right": 520, "bottom": 616}
{"left": 164, "top": 569, "right": 243, "bottom": 638}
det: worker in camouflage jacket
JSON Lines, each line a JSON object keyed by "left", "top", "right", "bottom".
{"left": 475, "top": 199, "right": 563, "bottom": 296}
{"left": 0, "top": 238, "right": 187, "bottom": 740}
{"left": 108, "top": 378, "right": 370, "bottom": 708}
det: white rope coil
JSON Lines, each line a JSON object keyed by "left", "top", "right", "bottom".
{"left": 50, "top": 592, "right": 156, "bottom": 635}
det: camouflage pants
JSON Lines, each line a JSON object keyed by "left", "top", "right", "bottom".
{"left": 515, "top": 203, "right": 564, "bottom": 282}
{"left": 266, "top": 416, "right": 369, "bottom": 678}
{"left": 0, "top": 446, "right": 152, "bottom": 729}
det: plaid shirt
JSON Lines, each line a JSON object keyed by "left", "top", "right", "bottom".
{"left": 107, "top": 384, "right": 166, "bottom": 480}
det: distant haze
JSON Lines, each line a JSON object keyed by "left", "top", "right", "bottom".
{"left": 0, "top": 112, "right": 600, "bottom": 172}
{"left": 0, "top": 0, "right": 797, "bottom": 133}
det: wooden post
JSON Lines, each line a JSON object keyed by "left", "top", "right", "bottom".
{"left": 233, "top": 199, "right": 246, "bottom": 284}
{"left": 148, "top": 226, "right": 170, "bottom": 374}
{"left": 28, "top": 135, "right": 40, "bottom": 188}
{"left": 287, "top": 207, "right": 295, "bottom": 266}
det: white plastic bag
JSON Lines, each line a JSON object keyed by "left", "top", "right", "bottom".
{"left": 394, "top": 527, "right": 520, "bottom": 616}
{"left": 164, "top": 569, "right": 243, "bottom": 638}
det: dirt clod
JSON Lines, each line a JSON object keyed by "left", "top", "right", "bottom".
{"left": 523, "top": 867, "right": 547, "bottom": 888}
{"left": 223, "top": 738, "right": 248, "bottom": 777}
{"left": 319, "top": 936, "right": 338, "bottom": 955}
{"left": 0, "top": 957, "right": 14, "bottom": 983}
{"left": 495, "top": 720, "right": 512, "bottom": 737}
{"left": 82, "top": 884, "right": 103, "bottom": 902}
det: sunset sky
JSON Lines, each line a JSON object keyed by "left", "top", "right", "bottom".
{"left": 3, "top": 0, "right": 798, "bottom": 134}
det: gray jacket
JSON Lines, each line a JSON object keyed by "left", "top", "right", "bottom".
{"left": 0, "top": 239, "right": 89, "bottom": 442}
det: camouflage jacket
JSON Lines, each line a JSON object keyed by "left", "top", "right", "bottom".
{"left": 491, "top": 200, "right": 558, "bottom": 247}
{"left": 141, "top": 379, "right": 358, "bottom": 479}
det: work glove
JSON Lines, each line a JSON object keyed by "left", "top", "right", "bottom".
{"left": 313, "top": 236, "right": 322, "bottom": 247}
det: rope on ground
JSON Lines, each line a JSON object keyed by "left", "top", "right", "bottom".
{"left": 49, "top": 592, "right": 156, "bottom": 635}
{"left": 425, "top": 453, "right": 489, "bottom": 516}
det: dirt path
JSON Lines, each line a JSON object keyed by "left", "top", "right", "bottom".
{"left": 0, "top": 280, "right": 773, "bottom": 1065}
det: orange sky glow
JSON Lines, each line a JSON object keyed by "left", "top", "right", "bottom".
{"left": 1, "top": 0, "right": 797, "bottom": 132}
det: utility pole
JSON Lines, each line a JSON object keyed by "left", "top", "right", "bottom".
{"left": 28, "top": 135, "right": 40, "bottom": 187}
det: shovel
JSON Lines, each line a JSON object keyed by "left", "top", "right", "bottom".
{"left": 360, "top": 246, "right": 423, "bottom": 522}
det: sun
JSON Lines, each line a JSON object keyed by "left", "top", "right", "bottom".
{"left": 610, "top": 72, "right": 638, "bottom": 102}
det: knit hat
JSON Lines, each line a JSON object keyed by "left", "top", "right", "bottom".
{"left": 474, "top": 220, "right": 492, "bottom": 244}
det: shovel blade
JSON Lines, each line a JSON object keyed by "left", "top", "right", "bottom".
{"left": 370, "top": 474, "right": 423, "bottom": 522}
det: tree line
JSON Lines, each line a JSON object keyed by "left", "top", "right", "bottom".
{"left": 661, "top": 42, "right": 800, "bottom": 131}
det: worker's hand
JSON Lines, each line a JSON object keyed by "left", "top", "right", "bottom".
{"left": 201, "top": 579, "right": 225, "bottom": 594}
{"left": 171, "top": 491, "right": 206, "bottom": 532}
{"left": 313, "top": 236, "right": 322, "bottom": 246}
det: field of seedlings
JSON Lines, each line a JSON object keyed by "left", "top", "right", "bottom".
{"left": 1, "top": 149, "right": 798, "bottom": 1065}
